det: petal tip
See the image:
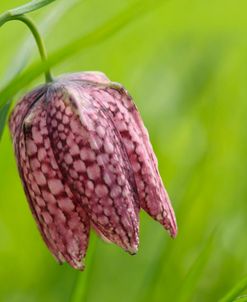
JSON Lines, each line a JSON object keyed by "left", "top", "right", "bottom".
{"left": 126, "top": 243, "right": 139, "bottom": 255}
{"left": 165, "top": 217, "right": 178, "bottom": 239}
{"left": 169, "top": 225, "right": 178, "bottom": 238}
{"left": 163, "top": 214, "right": 178, "bottom": 238}
{"left": 70, "top": 258, "right": 85, "bottom": 271}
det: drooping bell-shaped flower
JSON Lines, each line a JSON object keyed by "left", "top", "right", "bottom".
{"left": 9, "top": 71, "right": 177, "bottom": 270}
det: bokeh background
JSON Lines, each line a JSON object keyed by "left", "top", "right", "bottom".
{"left": 0, "top": 0, "right": 247, "bottom": 301}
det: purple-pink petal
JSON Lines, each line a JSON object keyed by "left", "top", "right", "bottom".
{"left": 9, "top": 70, "right": 177, "bottom": 270}
{"left": 46, "top": 83, "right": 139, "bottom": 254}
{"left": 65, "top": 72, "right": 177, "bottom": 237}
{"left": 11, "top": 94, "right": 90, "bottom": 270}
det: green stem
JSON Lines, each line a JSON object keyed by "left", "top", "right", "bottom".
{"left": 0, "top": 0, "right": 56, "bottom": 25}
{"left": 219, "top": 276, "right": 247, "bottom": 302}
{"left": 0, "top": 14, "right": 52, "bottom": 83}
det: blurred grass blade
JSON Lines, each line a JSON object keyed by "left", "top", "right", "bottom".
{"left": 0, "top": 101, "right": 11, "bottom": 141}
{"left": 136, "top": 230, "right": 215, "bottom": 302}
{"left": 0, "top": 0, "right": 80, "bottom": 88}
{"left": 233, "top": 296, "right": 247, "bottom": 302}
{"left": 0, "top": 0, "right": 79, "bottom": 142}
{"left": 176, "top": 231, "right": 216, "bottom": 302}
{"left": 0, "top": 0, "right": 56, "bottom": 26}
{"left": 219, "top": 277, "right": 247, "bottom": 302}
{"left": 0, "top": 0, "right": 165, "bottom": 109}
{"left": 9, "top": 0, "right": 56, "bottom": 15}
{"left": 70, "top": 236, "right": 97, "bottom": 302}
{"left": 136, "top": 237, "right": 173, "bottom": 302}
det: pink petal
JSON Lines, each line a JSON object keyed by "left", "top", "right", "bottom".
{"left": 46, "top": 83, "right": 139, "bottom": 254}
{"left": 57, "top": 71, "right": 110, "bottom": 85}
{"left": 100, "top": 85, "right": 177, "bottom": 236}
{"left": 14, "top": 96, "right": 90, "bottom": 270}
{"left": 64, "top": 72, "right": 177, "bottom": 237}
{"left": 9, "top": 86, "right": 45, "bottom": 142}
{"left": 101, "top": 85, "right": 177, "bottom": 236}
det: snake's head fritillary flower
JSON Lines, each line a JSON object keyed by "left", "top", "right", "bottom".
{"left": 9, "top": 71, "right": 177, "bottom": 270}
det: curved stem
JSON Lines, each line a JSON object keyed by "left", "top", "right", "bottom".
{"left": 0, "top": 0, "right": 56, "bottom": 25}
{"left": 1, "top": 14, "right": 52, "bottom": 83}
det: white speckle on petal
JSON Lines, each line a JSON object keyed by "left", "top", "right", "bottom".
{"left": 87, "top": 164, "right": 100, "bottom": 180}
{"left": 26, "top": 141, "right": 37, "bottom": 156}
{"left": 59, "top": 198, "right": 75, "bottom": 212}
{"left": 64, "top": 153, "right": 73, "bottom": 165}
{"left": 96, "top": 126, "right": 105, "bottom": 138}
{"left": 38, "top": 148, "right": 46, "bottom": 161}
{"left": 70, "top": 144, "right": 80, "bottom": 155}
{"left": 33, "top": 171, "right": 47, "bottom": 186}
{"left": 104, "top": 139, "right": 114, "bottom": 154}
{"left": 95, "top": 184, "right": 109, "bottom": 198}
{"left": 48, "top": 179, "right": 64, "bottom": 195}
{"left": 73, "top": 160, "right": 86, "bottom": 172}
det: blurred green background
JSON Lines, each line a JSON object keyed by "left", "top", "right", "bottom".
{"left": 1, "top": 0, "right": 247, "bottom": 301}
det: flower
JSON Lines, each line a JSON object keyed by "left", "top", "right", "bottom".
{"left": 9, "top": 71, "right": 177, "bottom": 270}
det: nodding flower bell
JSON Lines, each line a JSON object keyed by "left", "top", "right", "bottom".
{"left": 9, "top": 71, "right": 177, "bottom": 270}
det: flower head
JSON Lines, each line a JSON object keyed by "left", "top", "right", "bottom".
{"left": 9, "top": 71, "right": 177, "bottom": 270}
